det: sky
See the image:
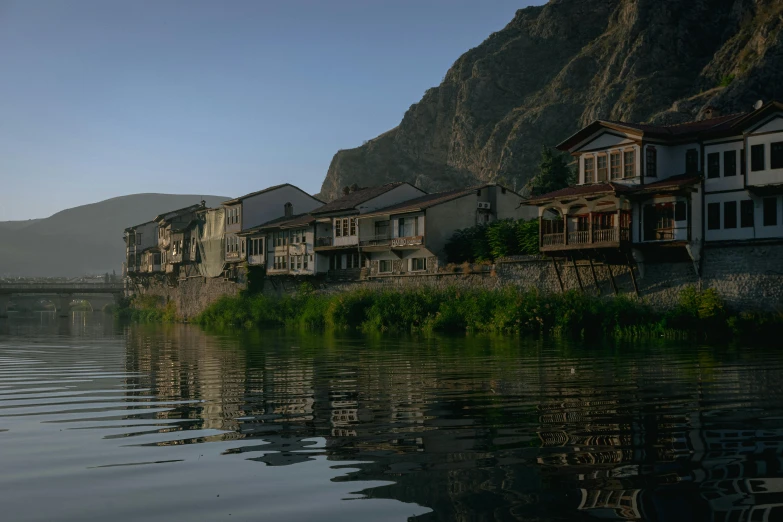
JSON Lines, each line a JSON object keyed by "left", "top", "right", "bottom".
{"left": 0, "top": 0, "right": 544, "bottom": 221}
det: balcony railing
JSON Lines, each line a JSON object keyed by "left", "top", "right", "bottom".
{"left": 360, "top": 233, "right": 391, "bottom": 247}
{"left": 391, "top": 235, "right": 423, "bottom": 248}
{"left": 541, "top": 227, "right": 630, "bottom": 250}
{"left": 316, "top": 237, "right": 333, "bottom": 247}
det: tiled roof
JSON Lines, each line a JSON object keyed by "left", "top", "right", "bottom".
{"left": 310, "top": 183, "right": 410, "bottom": 215}
{"left": 362, "top": 185, "right": 492, "bottom": 217}
{"left": 603, "top": 113, "right": 746, "bottom": 138}
{"left": 222, "top": 184, "right": 324, "bottom": 205}
{"left": 239, "top": 213, "right": 315, "bottom": 235}
{"left": 527, "top": 175, "right": 701, "bottom": 204}
{"left": 526, "top": 183, "right": 632, "bottom": 204}
{"left": 153, "top": 203, "right": 204, "bottom": 223}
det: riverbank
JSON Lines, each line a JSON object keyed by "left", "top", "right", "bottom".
{"left": 120, "top": 285, "right": 783, "bottom": 341}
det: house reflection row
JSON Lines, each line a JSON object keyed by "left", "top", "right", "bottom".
{"left": 124, "top": 101, "right": 783, "bottom": 282}
{"left": 124, "top": 328, "right": 783, "bottom": 522}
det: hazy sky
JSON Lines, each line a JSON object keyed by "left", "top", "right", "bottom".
{"left": 0, "top": 0, "right": 543, "bottom": 221}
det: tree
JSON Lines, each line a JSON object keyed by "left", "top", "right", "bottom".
{"left": 525, "top": 147, "right": 575, "bottom": 197}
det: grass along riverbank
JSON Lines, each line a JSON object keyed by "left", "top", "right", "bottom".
{"left": 187, "top": 285, "right": 782, "bottom": 341}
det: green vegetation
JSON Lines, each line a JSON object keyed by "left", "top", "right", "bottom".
{"left": 445, "top": 219, "right": 539, "bottom": 263}
{"left": 525, "top": 147, "right": 575, "bottom": 197}
{"left": 114, "top": 294, "right": 177, "bottom": 322}
{"left": 719, "top": 74, "right": 735, "bottom": 87}
{"left": 192, "top": 285, "right": 783, "bottom": 342}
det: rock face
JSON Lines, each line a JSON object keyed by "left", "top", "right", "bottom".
{"left": 318, "top": 0, "right": 783, "bottom": 200}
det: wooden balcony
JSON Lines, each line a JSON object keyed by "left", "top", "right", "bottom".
{"left": 391, "top": 235, "right": 423, "bottom": 249}
{"left": 540, "top": 227, "right": 630, "bottom": 252}
{"left": 359, "top": 233, "right": 391, "bottom": 247}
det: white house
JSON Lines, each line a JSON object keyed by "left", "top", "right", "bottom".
{"left": 357, "top": 184, "right": 532, "bottom": 276}
{"left": 123, "top": 220, "right": 158, "bottom": 275}
{"left": 309, "top": 183, "right": 426, "bottom": 277}
{"left": 238, "top": 213, "right": 318, "bottom": 276}
{"left": 221, "top": 184, "right": 324, "bottom": 271}
{"left": 529, "top": 101, "right": 783, "bottom": 271}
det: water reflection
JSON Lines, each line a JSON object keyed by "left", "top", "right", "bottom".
{"left": 1, "top": 315, "right": 783, "bottom": 521}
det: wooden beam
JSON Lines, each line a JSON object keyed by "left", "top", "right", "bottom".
{"left": 626, "top": 252, "right": 640, "bottom": 297}
{"left": 605, "top": 256, "right": 618, "bottom": 296}
{"left": 571, "top": 256, "right": 584, "bottom": 293}
{"left": 552, "top": 257, "right": 564, "bottom": 293}
{"left": 588, "top": 257, "right": 601, "bottom": 295}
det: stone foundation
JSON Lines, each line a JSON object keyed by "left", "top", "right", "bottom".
{"left": 129, "top": 243, "right": 783, "bottom": 318}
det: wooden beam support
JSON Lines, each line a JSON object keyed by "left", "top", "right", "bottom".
{"left": 552, "top": 257, "right": 564, "bottom": 293}
{"left": 588, "top": 257, "right": 601, "bottom": 295}
{"left": 571, "top": 256, "right": 584, "bottom": 293}
{"left": 605, "top": 256, "right": 619, "bottom": 296}
{"left": 626, "top": 252, "right": 640, "bottom": 297}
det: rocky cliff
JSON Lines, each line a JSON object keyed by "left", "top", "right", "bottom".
{"left": 318, "top": 0, "right": 783, "bottom": 200}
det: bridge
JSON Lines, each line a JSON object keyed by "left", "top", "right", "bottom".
{"left": 0, "top": 283, "right": 125, "bottom": 318}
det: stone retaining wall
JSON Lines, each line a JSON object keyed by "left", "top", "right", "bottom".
{"left": 131, "top": 243, "right": 783, "bottom": 318}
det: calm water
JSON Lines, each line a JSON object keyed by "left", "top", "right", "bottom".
{"left": 1, "top": 314, "right": 782, "bottom": 521}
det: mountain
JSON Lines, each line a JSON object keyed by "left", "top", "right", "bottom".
{"left": 0, "top": 194, "right": 228, "bottom": 277}
{"left": 317, "top": 0, "right": 783, "bottom": 200}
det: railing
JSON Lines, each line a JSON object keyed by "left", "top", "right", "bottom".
{"left": 643, "top": 226, "right": 688, "bottom": 242}
{"left": 391, "top": 236, "right": 423, "bottom": 247}
{"left": 592, "top": 228, "right": 617, "bottom": 243}
{"left": 359, "top": 233, "right": 391, "bottom": 247}
{"left": 568, "top": 231, "right": 590, "bottom": 244}
{"left": 316, "top": 237, "right": 333, "bottom": 247}
{"left": 542, "top": 233, "right": 565, "bottom": 247}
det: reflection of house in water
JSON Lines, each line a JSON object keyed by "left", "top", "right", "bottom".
{"left": 578, "top": 488, "right": 644, "bottom": 520}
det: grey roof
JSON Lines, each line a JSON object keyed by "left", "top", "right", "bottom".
{"left": 238, "top": 213, "right": 315, "bottom": 235}
{"left": 361, "top": 184, "right": 514, "bottom": 217}
{"left": 310, "top": 183, "right": 411, "bottom": 215}
{"left": 222, "top": 183, "right": 324, "bottom": 205}
{"left": 153, "top": 203, "right": 204, "bottom": 223}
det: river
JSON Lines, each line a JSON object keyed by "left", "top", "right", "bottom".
{"left": 1, "top": 313, "right": 782, "bottom": 521}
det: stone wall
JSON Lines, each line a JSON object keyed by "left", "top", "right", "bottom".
{"left": 129, "top": 243, "right": 783, "bottom": 318}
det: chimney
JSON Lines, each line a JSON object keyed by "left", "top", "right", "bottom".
{"left": 704, "top": 105, "right": 719, "bottom": 119}
{"left": 349, "top": 183, "right": 359, "bottom": 193}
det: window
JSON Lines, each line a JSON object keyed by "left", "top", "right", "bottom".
{"left": 597, "top": 155, "right": 608, "bottom": 182}
{"left": 623, "top": 150, "right": 635, "bottom": 178}
{"left": 763, "top": 197, "right": 778, "bottom": 226}
{"left": 379, "top": 260, "right": 392, "bottom": 273}
{"left": 347, "top": 253, "right": 360, "bottom": 269}
{"left": 584, "top": 157, "right": 595, "bottom": 183}
{"left": 686, "top": 149, "right": 699, "bottom": 173}
{"left": 675, "top": 201, "right": 686, "bottom": 221}
{"left": 284, "top": 202, "right": 293, "bottom": 217}
{"left": 723, "top": 201, "right": 737, "bottom": 229}
{"left": 335, "top": 219, "right": 342, "bottom": 237}
{"left": 646, "top": 148, "right": 657, "bottom": 177}
{"left": 772, "top": 142, "right": 783, "bottom": 169}
{"left": 411, "top": 258, "right": 427, "bottom": 271}
{"left": 751, "top": 144, "right": 765, "bottom": 171}
{"left": 741, "top": 149, "right": 746, "bottom": 174}
{"left": 724, "top": 150, "right": 737, "bottom": 177}
{"left": 349, "top": 218, "right": 356, "bottom": 236}
{"left": 375, "top": 220, "right": 390, "bottom": 238}
{"left": 303, "top": 255, "right": 308, "bottom": 269}
{"left": 741, "top": 200, "right": 754, "bottom": 228}
{"left": 707, "top": 203, "right": 720, "bottom": 230}
{"left": 610, "top": 152, "right": 621, "bottom": 179}
{"left": 241, "top": 239, "right": 245, "bottom": 254}
{"left": 398, "top": 217, "right": 417, "bottom": 237}
{"left": 342, "top": 218, "right": 349, "bottom": 237}
{"left": 274, "top": 256, "right": 288, "bottom": 270}
{"left": 296, "top": 256, "right": 302, "bottom": 269}
{"left": 707, "top": 152, "right": 720, "bottom": 179}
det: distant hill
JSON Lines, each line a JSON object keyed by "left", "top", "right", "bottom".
{"left": 0, "top": 194, "right": 228, "bottom": 277}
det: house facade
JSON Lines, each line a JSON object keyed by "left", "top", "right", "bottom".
{"left": 358, "top": 184, "right": 533, "bottom": 277}
{"left": 123, "top": 220, "right": 158, "bottom": 275}
{"left": 153, "top": 202, "right": 205, "bottom": 276}
{"left": 310, "top": 183, "right": 427, "bottom": 278}
{"left": 238, "top": 214, "right": 317, "bottom": 276}
{"left": 221, "top": 184, "right": 324, "bottom": 274}
{"left": 529, "top": 101, "right": 783, "bottom": 269}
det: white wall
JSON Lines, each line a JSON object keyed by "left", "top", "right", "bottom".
{"left": 242, "top": 186, "right": 323, "bottom": 230}
{"left": 703, "top": 139, "right": 744, "bottom": 193}
{"left": 746, "top": 116, "right": 783, "bottom": 187}
{"left": 390, "top": 212, "right": 424, "bottom": 238}
{"left": 488, "top": 185, "right": 536, "bottom": 220}
{"left": 644, "top": 142, "right": 700, "bottom": 183}
{"left": 704, "top": 190, "right": 757, "bottom": 242}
